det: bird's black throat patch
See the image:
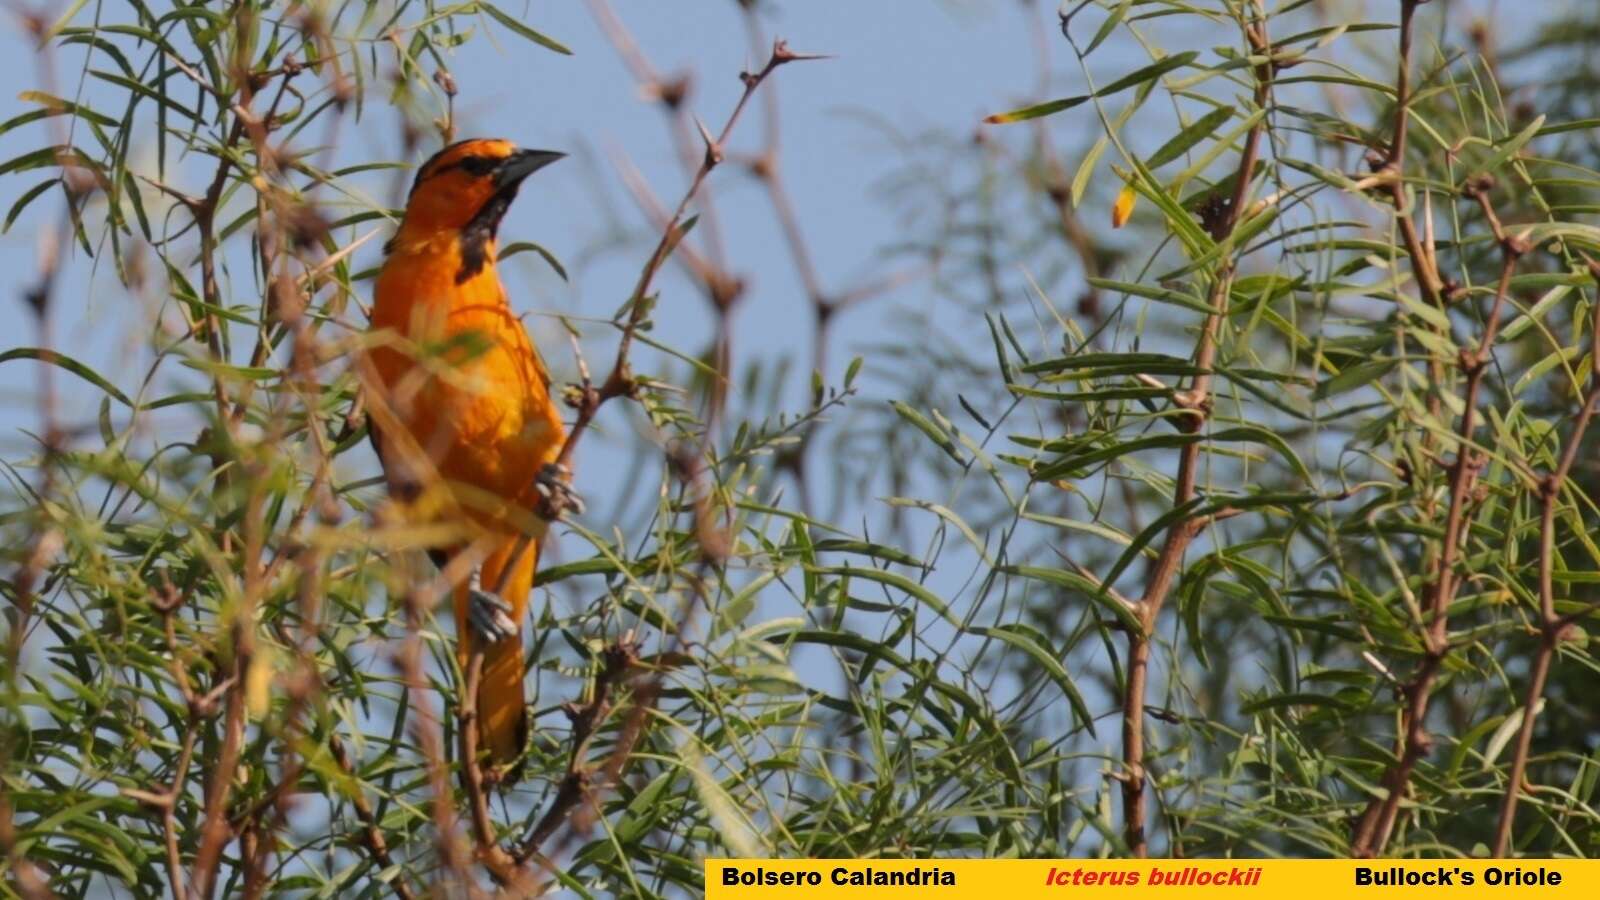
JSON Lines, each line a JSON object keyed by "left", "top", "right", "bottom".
{"left": 455, "top": 187, "right": 518, "bottom": 284}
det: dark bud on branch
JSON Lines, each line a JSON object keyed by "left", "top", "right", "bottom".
{"left": 1462, "top": 172, "right": 1497, "bottom": 199}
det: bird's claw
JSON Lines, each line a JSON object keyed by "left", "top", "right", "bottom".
{"left": 467, "top": 588, "right": 518, "bottom": 644}
{"left": 534, "top": 462, "right": 584, "bottom": 520}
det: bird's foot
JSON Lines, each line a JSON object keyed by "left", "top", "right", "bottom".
{"left": 534, "top": 462, "right": 584, "bottom": 521}
{"left": 466, "top": 568, "right": 518, "bottom": 644}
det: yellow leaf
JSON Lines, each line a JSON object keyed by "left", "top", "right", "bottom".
{"left": 245, "top": 646, "right": 278, "bottom": 719}
{"left": 1112, "top": 185, "right": 1138, "bottom": 229}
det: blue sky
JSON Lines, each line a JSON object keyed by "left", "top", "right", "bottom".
{"left": 0, "top": 0, "right": 1051, "bottom": 448}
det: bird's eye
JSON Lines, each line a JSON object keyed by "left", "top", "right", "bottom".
{"left": 456, "top": 155, "right": 499, "bottom": 176}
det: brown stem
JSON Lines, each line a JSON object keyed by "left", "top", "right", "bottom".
{"left": 190, "top": 472, "right": 269, "bottom": 898}
{"left": 1115, "top": 7, "right": 1273, "bottom": 857}
{"left": 329, "top": 737, "right": 418, "bottom": 900}
{"left": 123, "top": 722, "right": 199, "bottom": 900}
{"left": 456, "top": 649, "right": 522, "bottom": 884}
{"left": 519, "top": 640, "right": 638, "bottom": 856}
{"left": 395, "top": 581, "right": 474, "bottom": 888}
{"left": 1351, "top": 200, "right": 1526, "bottom": 857}
{"left": 1490, "top": 259, "right": 1600, "bottom": 855}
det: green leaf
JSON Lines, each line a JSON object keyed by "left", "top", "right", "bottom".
{"left": 1465, "top": 114, "right": 1545, "bottom": 186}
{"left": 0, "top": 348, "right": 132, "bottom": 406}
{"left": 4, "top": 178, "right": 59, "bottom": 233}
{"left": 890, "top": 400, "right": 967, "bottom": 465}
{"left": 1084, "top": 0, "right": 1132, "bottom": 56}
{"left": 1240, "top": 692, "right": 1354, "bottom": 715}
{"left": 1315, "top": 358, "right": 1398, "bottom": 400}
{"left": 844, "top": 355, "right": 864, "bottom": 388}
{"left": 497, "top": 241, "right": 567, "bottom": 281}
{"left": 984, "top": 51, "right": 1199, "bottom": 124}
{"left": 1088, "top": 277, "right": 1212, "bottom": 314}
{"left": 971, "top": 624, "right": 1093, "bottom": 732}
{"left": 984, "top": 95, "right": 1091, "bottom": 124}
{"left": 1146, "top": 105, "right": 1234, "bottom": 169}
{"left": 1002, "top": 565, "right": 1142, "bottom": 634}
{"left": 1500, "top": 284, "right": 1570, "bottom": 343}
{"left": 806, "top": 564, "right": 959, "bottom": 627}
{"left": 14, "top": 91, "right": 118, "bottom": 129}
{"left": 1097, "top": 51, "right": 1200, "bottom": 97}
{"left": 478, "top": 2, "right": 572, "bottom": 55}
{"left": 1071, "top": 136, "right": 1109, "bottom": 207}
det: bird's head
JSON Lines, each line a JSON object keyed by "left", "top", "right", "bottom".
{"left": 397, "top": 138, "right": 565, "bottom": 240}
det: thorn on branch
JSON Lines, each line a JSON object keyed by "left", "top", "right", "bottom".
{"left": 768, "top": 38, "right": 826, "bottom": 66}
{"left": 696, "top": 116, "right": 723, "bottom": 168}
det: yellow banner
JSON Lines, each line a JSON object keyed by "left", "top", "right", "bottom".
{"left": 706, "top": 859, "right": 1587, "bottom": 898}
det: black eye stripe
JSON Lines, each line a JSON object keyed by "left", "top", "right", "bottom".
{"left": 408, "top": 152, "right": 502, "bottom": 195}
{"left": 456, "top": 156, "right": 499, "bottom": 176}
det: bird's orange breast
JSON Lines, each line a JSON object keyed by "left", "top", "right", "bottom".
{"left": 368, "top": 234, "right": 564, "bottom": 524}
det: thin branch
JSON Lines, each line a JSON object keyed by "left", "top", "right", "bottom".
{"left": 456, "top": 651, "right": 521, "bottom": 883}
{"left": 1491, "top": 258, "right": 1600, "bottom": 856}
{"left": 488, "top": 38, "right": 821, "bottom": 602}
{"left": 518, "top": 640, "right": 639, "bottom": 857}
{"left": 1100, "top": 2, "right": 1275, "bottom": 856}
{"left": 1350, "top": 183, "right": 1528, "bottom": 857}
{"left": 329, "top": 738, "right": 418, "bottom": 900}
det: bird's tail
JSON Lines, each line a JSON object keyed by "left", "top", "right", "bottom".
{"left": 453, "top": 534, "right": 538, "bottom": 772}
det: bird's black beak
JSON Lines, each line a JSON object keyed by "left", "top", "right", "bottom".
{"left": 495, "top": 149, "right": 565, "bottom": 190}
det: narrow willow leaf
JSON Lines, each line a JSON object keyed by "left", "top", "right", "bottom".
{"left": 4, "top": 178, "right": 58, "bottom": 233}
{"left": 1500, "top": 284, "right": 1571, "bottom": 342}
{"left": 971, "top": 624, "right": 1093, "bottom": 732}
{"left": 986, "top": 313, "right": 1015, "bottom": 384}
{"left": 1071, "top": 136, "right": 1109, "bottom": 207}
{"left": 1483, "top": 701, "right": 1544, "bottom": 770}
{"left": 1145, "top": 105, "right": 1234, "bottom": 169}
{"left": 0, "top": 348, "right": 132, "bottom": 406}
{"left": 1084, "top": 0, "right": 1132, "bottom": 56}
{"left": 985, "top": 95, "right": 1091, "bottom": 124}
{"left": 15, "top": 91, "right": 118, "bottom": 129}
{"left": 1002, "top": 565, "right": 1142, "bottom": 634}
{"left": 1240, "top": 692, "right": 1354, "bottom": 715}
{"left": 1096, "top": 51, "right": 1200, "bottom": 97}
{"left": 1466, "top": 114, "right": 1545, "bottom": 185}
{"left": 806, "top": 564, "right": 959, "bottom": 627}
{"left": 1088, "top": 277, "right": 1211, "bottom": 314}
{"left": 1314, "top": 358, "right": 1398, "bottom": 400}
{"left": 985, "top": 51, "right": 1199, "bottom": 124}
{"left": 890, "top": 400, "right": 966, "bottom": 465}
{"left": 498, "top": 241, "right": 568, "bottom": 281}
{"left": 478, "top": 3, "right": 573, "bottom": 55}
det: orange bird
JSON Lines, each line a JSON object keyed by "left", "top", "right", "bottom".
{"left": 364, "top": 138, "right": 580, "bottom": 772}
